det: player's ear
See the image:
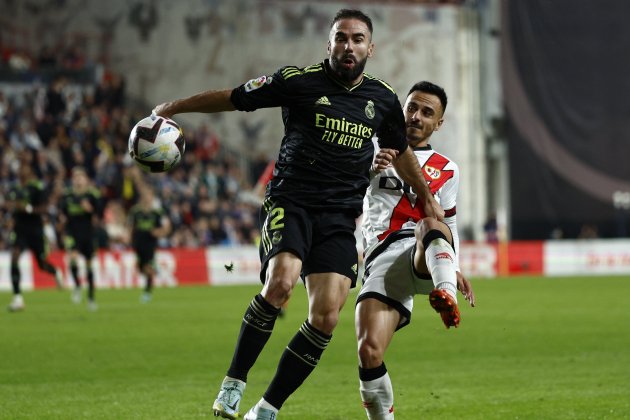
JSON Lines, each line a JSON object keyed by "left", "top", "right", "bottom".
{"left": 367, "top": 41, "right": 374, "bottom": 58}
{"left": 327, "top": 40, "right": 332, "bottom": 55}
{"left": 434, "top": 118, "right": 444, "bottom": 131}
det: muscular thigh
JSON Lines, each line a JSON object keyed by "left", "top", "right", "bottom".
{"left": 357, "top": 237, "right": 432, "bottom": 330}
{"left": 25, "top": 229, "right": 47, "bottom": 258}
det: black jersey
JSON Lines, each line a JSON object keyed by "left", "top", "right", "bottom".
{"left": 8, "top": 180, "right": 46, "bottom": 230}
{"left": 129, "top": 206, "right": 164, "bottom": 249}
{"left": 230, "top": 59, "right": 408, "bottom": 215}
{"left": 60, "top": 188, "right": 101, "bottom": 235}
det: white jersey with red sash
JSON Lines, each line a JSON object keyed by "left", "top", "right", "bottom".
{"left": 361, "top": 143, "right": 460, "bottom": 271}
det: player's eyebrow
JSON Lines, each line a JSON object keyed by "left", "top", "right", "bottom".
{"left": 334, "top": 30, "right": 367, "bottom": 38}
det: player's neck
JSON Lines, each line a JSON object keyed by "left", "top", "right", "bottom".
{"left": 409, "top": 140, "right": 432, "bottom": 151}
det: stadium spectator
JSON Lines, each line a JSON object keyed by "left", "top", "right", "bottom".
{"left": 152, "top": 8, "right": 441, "bottom": 419}
{"left": 355, "top": 81, "right": 474, "bottom": 419}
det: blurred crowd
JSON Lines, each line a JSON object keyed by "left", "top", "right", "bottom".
{"left": 0, "top": 73, "right": 267, "bottom": 252}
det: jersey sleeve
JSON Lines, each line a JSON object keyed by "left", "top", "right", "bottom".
{"left": 375, "top": 94, "right": 407, "bottom": 153}
{"left": 230, "top": 66, "right": 297, "bottom": 111}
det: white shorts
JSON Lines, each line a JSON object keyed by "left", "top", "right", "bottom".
{"left": 357, "top": 233, "right": 433, "bottom": 330}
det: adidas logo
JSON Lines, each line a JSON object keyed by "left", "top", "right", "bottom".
{"left": 315, "top": 96, "right": 331, "bottom": 106}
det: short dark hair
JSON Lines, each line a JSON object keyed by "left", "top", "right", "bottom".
{"left": 331, "top": 9, "right": 373, "bottom": 35}
{"left": 408, "top": 81, "right": 448, "bottom": 113}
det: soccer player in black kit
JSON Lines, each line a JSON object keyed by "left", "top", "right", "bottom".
{"left": 59, "top": 167, "right": 102, "bottom": 310}
{"left": 128, "top": 187, "right": 170, "bottom": 303}
{"left": 154, "top": 9, "right": 442, "bottom": 419}
{"left": 7, "top": 164, "right": 63, "bottom": 312}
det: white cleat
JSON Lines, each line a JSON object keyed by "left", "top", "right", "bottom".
{"left": 87, "top": 300, "right": 98, "bottom": 312}
{"left": 72, "top": 288, "right": 82, "bottom": 304}
{"left": 243, "top": 405, "right": 277, "bottom": 420}
{"left": 212, "top": 378, "right": 246, "bottom": 419}
{"left": 140, "top": 292, "right": 152, "bottom": 304}
{"left": 8, "top": 295, "right": 25, "bottom": 312}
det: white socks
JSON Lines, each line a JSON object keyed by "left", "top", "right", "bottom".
{"left": 360, "top": 372, "right": 395, "bottom": 420}
{"left": 425, "top": 237, "right": 458, "bottom": 301}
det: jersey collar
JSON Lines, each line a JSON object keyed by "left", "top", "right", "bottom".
{"left": 323, "top": 59, "right": 364, "bottom": 91}
{"left": 412, "top": 144, "right": 433, "bottom": 151}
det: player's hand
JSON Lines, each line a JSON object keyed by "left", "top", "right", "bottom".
{"left": 430, "top": 196, "right": 445, "bottom": 221}
{"left": 371, "top": 148, "right": 398, "bottom": 173}
{"left": 418, "top": 196, "right": 444, "bottom": 221}
{"left": 456, "top": 271, "right": 475, "bottom": 307}
{"left": 152, "top": 102, "right": 174, "bottom": 119}
{"left": 80, "top": 199, "right": 93, "bottom": 212}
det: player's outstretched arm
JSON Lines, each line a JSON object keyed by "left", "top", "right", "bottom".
{"left": 153, "top": 89, "right": 236, "bottom": 118}
{"left": 393, "top": 147, "right": 444, "bottom": 221}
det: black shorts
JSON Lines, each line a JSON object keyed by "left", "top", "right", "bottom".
{"left": 258, "top": 197, "right": 359, "bottom": 287}
{"left": 64, "top": 233, "right": 95, "bottom": 259}
{"left": 134, "top": 245, "right": 156, "bottom": 269}
{"left": 10, "top": 228, "right": 48, "bottom": 260}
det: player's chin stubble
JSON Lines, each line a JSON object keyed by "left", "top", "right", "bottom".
{"left": 330, "top": 56, "right": 368, "bottom": 82}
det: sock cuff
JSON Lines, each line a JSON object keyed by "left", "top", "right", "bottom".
{"left": 359, "top": 362, "right": 387, "bottom": 382}
{"left": 254, "top": 294, "right": 281, "bottom": 315}
{"left": 422, "top": 229, "right": 448, "bottom": 250}
{"left": 300, "top": 320, "right": 331, "bottom": 348}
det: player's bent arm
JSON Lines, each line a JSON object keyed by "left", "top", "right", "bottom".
{"left": 153, "top": 218, "right": 172, "bottom": 238}
{"left": 393, "top": 147, "right": 444, "bottom": 220}
{"left": 153, "top": 89, "right": 235, "bottom": 118}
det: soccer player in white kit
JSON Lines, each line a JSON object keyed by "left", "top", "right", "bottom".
{"left": 355, "top": 81, "right": 475, "bottom": 419}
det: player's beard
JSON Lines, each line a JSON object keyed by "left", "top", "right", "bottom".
{"left": 330, "top": 55, "right": 368, "bottom": 83}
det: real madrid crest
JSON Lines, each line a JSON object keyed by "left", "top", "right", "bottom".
{"left": 365, "top": 100, "right": 375, "bottom": 119}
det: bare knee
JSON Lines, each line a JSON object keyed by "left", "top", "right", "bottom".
{"left": 309, "top": 310, "right": 340, "bottom": 335}
{"left": 262, "top": 263, "right": 298, "bottom": 307}
{"left": 263, "top": 278, "right": 294, "bottom": 307}
{"left": 415, "top": 217, "right": 451, "bottom": 245}
{"left": 358, "top": 336, "right": 384, "bottom": 369}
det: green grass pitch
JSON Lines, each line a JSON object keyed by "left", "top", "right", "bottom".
{"left": 1, "top": 276, "right": 629, "bottom": 419}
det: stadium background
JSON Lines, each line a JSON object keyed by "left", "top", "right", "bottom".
{"left": 1, "top": 1, "right": 630, "bottom": 419}
{"left": 2, "top": 0, "right": 629, "bottom": 289}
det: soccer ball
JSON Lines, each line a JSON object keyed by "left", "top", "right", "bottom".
{"left": 128, "top": 115, "right": 185, "bottom": 173}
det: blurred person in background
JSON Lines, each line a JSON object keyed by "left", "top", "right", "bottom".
{"left": 153, "top": 8, "right": 441, "bottom": 419}
{"left": 128, "top": 186, "right": 171, "bottom": 303}
{"left": 6, "top": 161, "right": 63, "bottom": 312}
{"left": 355, "top": 82, "right": 475, "bottom": 419}
{"left": 58, "top": 166, "right": 103, "bottom": 311}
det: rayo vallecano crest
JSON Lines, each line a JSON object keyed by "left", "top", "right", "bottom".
{"left": 365, "top": 100, "right": 375, "bottom": 119}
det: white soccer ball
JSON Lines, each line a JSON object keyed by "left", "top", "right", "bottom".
{"left": 128, "top": 115, "right": 185, "bottom": 173}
